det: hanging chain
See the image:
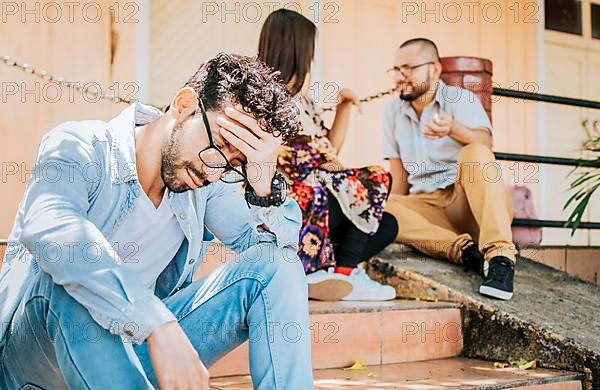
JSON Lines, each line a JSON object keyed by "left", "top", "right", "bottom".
{"left": 300, "top": 87, "right": 396, "bottom": 135}
{"left": 2, "top": 54, "right": 395, "bottom": 110}
{"left": 1, "top": 55, "right": 135, "bottom": 105}
{"left": 319, "top": 87, "right": 396, "bottom": 113}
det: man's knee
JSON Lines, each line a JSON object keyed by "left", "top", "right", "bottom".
{"left": 239, "top": 243, "right": 306, "bottom": 287}
{"left": 458, "top": 143, "right": 494, "bottom": 164}
{"left": 385, "top": 194, "right": 419, "bottom": 226}
{"left": 28, "top": 270, "right": 97, "bottom": 325}
{"left": 270, "top": 245, "right": 305, "bottom": 281}
{"left": 386, "top": 194, "right": 411, "bottom": 213}
{"left": 14, "top": 271, "right": 103, "bottom": 347}
{"left": 30, "top": 270, "right": 68, "bottom": 303}
{"left": 267, "top": 245, "right": 307, "bottom": 297}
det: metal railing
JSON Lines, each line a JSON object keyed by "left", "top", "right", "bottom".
{"left": 492, "top": 88, "right": 599, "bottom": 230}
{"left": 0, "top": 88, "right": 597, "bottom": 236}
{"left": 494, "top": 152, "right": 597, "bottom": 168}
{"left": 493, "top": 87, "right": 600, "bottom": 110}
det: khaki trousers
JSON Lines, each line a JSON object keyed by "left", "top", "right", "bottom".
{"left": 386, "top": 143, "right": 516, "bottom": 264}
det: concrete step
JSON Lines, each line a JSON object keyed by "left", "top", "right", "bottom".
{"left": 210, "top": 300, "right": 463, "bottom": 377}
{"left": 368, "top": 244, "right": 600, "bottom": 388}
{"left": 211, "top": 357, "right": 583, "bottom": 389}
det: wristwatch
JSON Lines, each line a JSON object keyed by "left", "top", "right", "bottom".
{"left": 244, "top": 172, "right": 288, "bottom": 207}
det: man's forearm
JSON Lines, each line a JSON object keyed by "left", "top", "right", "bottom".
{"left": 389, "top": 158, "right": 410, "bottom": 195}
{"left": 392, "top": 179, "right": 409, "bottom": 195}
{"left": 449, "top": 120, "right": 493, "bottom": 148}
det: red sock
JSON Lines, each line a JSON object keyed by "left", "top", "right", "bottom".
{"left": 334, "top": 266, "right": 354, "bottom": 276}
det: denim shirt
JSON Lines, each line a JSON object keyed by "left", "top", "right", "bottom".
{"left": 0, "top": 103, "right": 302, "bottom": 347}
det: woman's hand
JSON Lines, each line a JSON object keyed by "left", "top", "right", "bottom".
{"left": 320, "top": 159, "right": 345, "bottom": 172}
{"left": 337, "top": 88, "right": 363, "bottom": 114}
{"left": 218, "top": 105, "right": 282, "bottom": 196}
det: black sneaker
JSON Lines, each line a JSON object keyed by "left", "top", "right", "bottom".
{"left": 461, "top": 241, "right": 485, "bottom": 276}
{"left": 479, "top": 256, "right": 515, "bottom": 300}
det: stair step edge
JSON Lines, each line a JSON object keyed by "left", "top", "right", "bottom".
{"left": 308, "top": 299, "right": 460, "bottom": 315}
{"left": 477, "top": 373, "right": 585, "bottom": 390}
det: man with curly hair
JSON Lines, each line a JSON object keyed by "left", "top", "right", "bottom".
{"left": 0, "top": 53, "right": 313, "bottom": 389}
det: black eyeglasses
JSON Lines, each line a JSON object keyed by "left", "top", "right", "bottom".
{"left": 196, "top": 99, "right": 248, "bottom": 184}
{"left": 386, "top": 61, "right": 435, "bottom": 78}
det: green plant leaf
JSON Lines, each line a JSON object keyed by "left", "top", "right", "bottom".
{"left": 569, "top": 172, "right": 599, "bottom": 188}
{"left": 564, "top": 136, "right": 600, "bottom": 236}
{"left": 566, "top": 189, "right": 598, "bottom": 235}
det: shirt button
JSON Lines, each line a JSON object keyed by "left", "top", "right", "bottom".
{"left": 188, "top": 258, "right": 196, "bottom": 265}
{"left": 124, "top": 329, "right": 134, "bottom": 337}
{"left": 179, "top": 212, "right": 187, "bottom": 220}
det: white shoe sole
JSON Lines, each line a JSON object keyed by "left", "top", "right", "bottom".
{"left": 308, "top": 279, "right": 353, "bottom": 301}
{"left": 342, "top": 287, "right": 396, "bottom": 302}
{"left": 479, "top": 285, "right": 513, "bottom": 300}
{"left": 341, "top": 294, "right": 396, "bottom": 302}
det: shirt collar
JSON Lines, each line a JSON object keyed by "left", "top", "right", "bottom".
{"left": 107, "top": 102, "right": 164, "bottom": 184}
{"left": 400, "top": 79, "right": 446, "bottom": 120}
{"left": 433, "top": 79, "right": 446, "bottom": 105}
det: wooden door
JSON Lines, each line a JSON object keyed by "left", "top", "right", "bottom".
{"left": 542, "top": 0, "right": 600, "bottom": 244}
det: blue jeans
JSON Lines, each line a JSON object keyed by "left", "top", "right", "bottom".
{"left": 0, "top": 243, "right": 313, "bottom": 389}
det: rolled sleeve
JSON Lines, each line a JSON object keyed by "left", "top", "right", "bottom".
{"left": 454, "top": 89, "right": 493, "bottom": 134}
{"left": 205, "top": 182, "right": 302, "bottom": 253}
{"left": 102, "top": 295, "right": 176, "bottom": 344}
{"left": 249, "top": 198, "right": 302, "bottom": 250}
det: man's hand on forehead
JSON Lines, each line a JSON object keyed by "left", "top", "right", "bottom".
{"left": 223, "top": 104, "right": 262, "bottom": 138}
{"left": 217, "top": 104, "right": 283, "bottom": 196}
{"left": 219, "top": 104, "right": 270, "bottom": 139}
{"left": 217, "top": 105, "right": 280, "bottom": 152}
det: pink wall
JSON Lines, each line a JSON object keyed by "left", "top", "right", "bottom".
{"left": 0, "top": 0, "right": 539, "bottom": 237}
{"left": 0, "top": 0, "right": 142, "bottom": 236}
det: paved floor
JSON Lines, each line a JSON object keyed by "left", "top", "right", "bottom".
{"left": 211, "top": 357, "right": 582, "bottom": 389}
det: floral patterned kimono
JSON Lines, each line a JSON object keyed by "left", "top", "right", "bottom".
{"left": 278, "top": 96, "right": 392, "bottom": 273}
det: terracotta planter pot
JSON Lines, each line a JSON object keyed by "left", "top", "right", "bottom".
{"left": 440, "top": 56, "right": 493, "bottom": 123}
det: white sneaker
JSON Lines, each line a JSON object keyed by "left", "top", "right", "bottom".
{"left": 342, "top": 268, "right": 396, "bottom": 301}
{"left": 307, "top": 268, "right": 353, "bottom": 301}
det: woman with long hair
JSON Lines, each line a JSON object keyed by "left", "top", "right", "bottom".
{"left": 258, "top": 9, "right": 398, "bottom": 301}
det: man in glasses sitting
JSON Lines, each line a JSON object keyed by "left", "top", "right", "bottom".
{"left": 0, "top": 53, "right": 312, "bottom": 389}
{"left": 382, "top": 38, "right": 516, "bottom": 300}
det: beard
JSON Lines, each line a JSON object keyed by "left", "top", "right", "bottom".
{"left": 160, "top": 127, "right": 208, "bottom": 193}
{"left": 399, "top": 78, "right": 431, "bottom": 102}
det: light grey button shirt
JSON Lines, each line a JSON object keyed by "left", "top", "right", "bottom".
{"left": 383, "top": 80, "right": 492, "bottom": 194}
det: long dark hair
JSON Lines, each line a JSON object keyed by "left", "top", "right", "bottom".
{"left": 258, "top": 9, "right": 317, "bottom": 96}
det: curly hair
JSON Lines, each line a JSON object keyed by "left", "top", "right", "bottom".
{"left": 183, "top": 52, "right": 300, "bottom": 142}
